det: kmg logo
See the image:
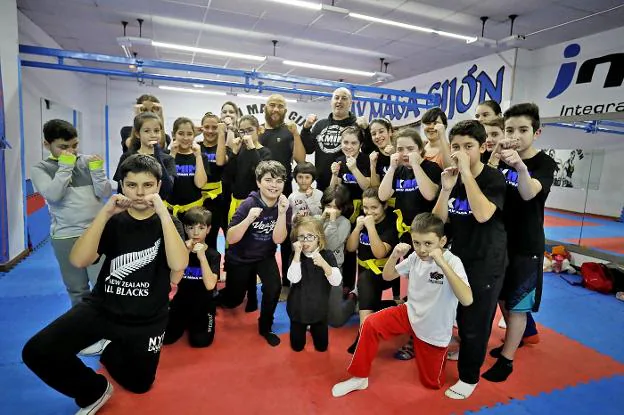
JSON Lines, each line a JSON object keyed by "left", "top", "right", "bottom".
{"left": 546, "top": 43, "right": 624, "bottom": 99}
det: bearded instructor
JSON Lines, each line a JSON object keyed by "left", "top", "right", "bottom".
{"left": 260, "top": 94, "right": 306, "bottom": 196}
{"left": 301, "top": 87, "right": 371, "bottom": 191}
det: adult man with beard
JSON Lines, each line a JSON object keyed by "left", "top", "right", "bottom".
{"left": 259, "top": 94, "right": 306, "bottom": 196}
{"left": 301, "top": 88, "right": 372, "bottom": 191}
{"left": 259, "top": 94, "right": 306, "bottom": 298}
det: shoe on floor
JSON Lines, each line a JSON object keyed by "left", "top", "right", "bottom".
{"left": 332, "top": 377, "right": 369, "bottom": 397}
{"left": 79, "top": 340, "right": 111, "bottom": 357}
{"left": 75, "top": 380, "right": 113, "bottom": 414}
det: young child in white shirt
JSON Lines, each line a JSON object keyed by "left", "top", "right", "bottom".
{"left": 332, "top": 212, "right": 473, "bottom": 397}
{"left": 288, "top": 162, "right": 323, "bottom": 219}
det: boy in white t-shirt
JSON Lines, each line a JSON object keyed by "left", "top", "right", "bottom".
{"left": 332, "top": 212, "right": 473, "bottom": 397}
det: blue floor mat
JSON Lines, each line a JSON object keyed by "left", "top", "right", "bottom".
{"left": 471, "top": 375, "right": 624, "bottom": 415}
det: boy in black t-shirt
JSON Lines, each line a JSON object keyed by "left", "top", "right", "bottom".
{"left": 165, "top": 207, "right": 221, "bottom": 348}
{"left": 482, "top": 103, "right": 557, "bottom": 382}
{"left": 22, "top": 154, "right": 188, "bottom": 415}
{"left": 433, "top": 120, "right": 507, "bottom": 400}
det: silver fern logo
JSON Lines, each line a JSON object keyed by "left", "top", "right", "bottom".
{"left": 106, "top": 239, "right": 161, "bottom": 281}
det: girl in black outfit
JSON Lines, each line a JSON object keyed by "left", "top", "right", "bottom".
{"left": 114, "top": 112, "right": 176, "bottom": 201}
{"left": 166, "top": 118, "right": 209, "bottom": 219}
{"left": 287, "top": 216, "right": 342, "bottom": 352}
{"left": 198, "top": 113, "right": 228, "bottom": 249}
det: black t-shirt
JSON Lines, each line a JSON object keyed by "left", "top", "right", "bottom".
{"left": 336, "top": 153, "right": 371, "bottom": 200}
{"left": 259, "top": 126, "right": 294, "bottom": 178}
{"left": 374, "top": 153, "right": 391, "bottom": 182}
{"left": 499, "top": 151, "right": 557, "bottom": 255}
{"left": 225, "top": 146, "right": 272, "bottom": 200}
{"left": 481, "top": 150, "right": 492, "bottom": 164}
{"left": 392, "top": 161, "right": 442, "bottom": 225}
{"left": 177, "top": 248, "right": 221, "bottom": 302}
{"left": 357, "top": 211, "right": 398, "bottom": 262}
{"left": 200, "top": 143, "right": 224, "bottom": 184}
{"left": 113, "top": 149, "right": 177, "bottom": 201}
{"left": 447, "top": 165, "right": 507, "bottom": 280}
{"left": 286, "top": 249, "right": 337, "bottom": 323}
{"left": 169, "top": 153, "right": 211, "bottom": 206}
{"left": 88, "top": 212, "right": 185, "bottom": 324}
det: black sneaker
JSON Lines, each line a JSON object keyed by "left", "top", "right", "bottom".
{"left": 260, "top": 332, "right": 281, "bottom": 347}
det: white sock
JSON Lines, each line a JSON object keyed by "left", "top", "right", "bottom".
{"left": 445, "top": 380, "right": 477, "bottom": 400}
{"left": 498, "top": 317, "right": 507, "bottom": 329}
{"left": 332, "top": 377, "right": 369, "bottom": 397}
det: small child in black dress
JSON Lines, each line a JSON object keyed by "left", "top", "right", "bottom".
{"left": 287, "top": 216, "right": 342, "bottom": 352}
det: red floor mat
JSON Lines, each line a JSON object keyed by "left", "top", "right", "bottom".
{"left": 572, "top": 237, "right": 624, "bottom": 255}
{"left": 544, "top": 215, "right": 597, "bottom": 227}
{"left": 97, "top": 308, "right": 624, "bottom": 414}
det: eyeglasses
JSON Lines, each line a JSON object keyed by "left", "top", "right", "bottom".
{"left": 237, "top": 128, "right": 256, "bottom": 136}
{"left": 297, "top": 234, "right": 318, "bottom": 242}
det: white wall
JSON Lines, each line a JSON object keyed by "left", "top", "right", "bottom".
{"left": 0, "top": 0, "right": 26, "bottom": 260}
{"left": 18, "top": 11, "right": 105, "bottom": 177}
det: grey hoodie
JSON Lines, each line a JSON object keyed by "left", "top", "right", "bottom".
{"left": 31, "top": 154, "right": 112, "bottom": 238}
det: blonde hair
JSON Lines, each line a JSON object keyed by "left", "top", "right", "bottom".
{"left": 290, "top": 216, "right": 327, "bottom": 250}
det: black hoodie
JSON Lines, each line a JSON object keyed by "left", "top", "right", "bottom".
{"left": 301, "top": 112, "right": 372, "bottom": 191}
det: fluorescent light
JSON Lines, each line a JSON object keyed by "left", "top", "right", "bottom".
{"left": 158, "top": 85, "right": 227, "bottom": 96}
{"left": 283, "top": 60, "right": 375, "bottom": 77}
{"left": 238, "top": 93, "right": 297, "bottom": 103}
{"left": 266, "top": 0, "right": 321, "bottom": 10}
{"left": 192, "top": 84, "right": 205, "bottom": 88}
{"left": 348, "top": 12, "right": 478, "bottom": 43}
{"left": 152, "top": 41, "right": 265, "bottom": 62}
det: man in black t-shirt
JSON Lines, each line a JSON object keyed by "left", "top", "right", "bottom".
{"left": 22, "top": 154, "right": 188, "bottom": 414}
{"left": 433, "top": 120, "right": 507, "bottom": 400}
{"left": 301, "top": 87, "right": 372, "bottom": 191}
{"left": 481, "top": 104, "right": 557, "bottom": 383}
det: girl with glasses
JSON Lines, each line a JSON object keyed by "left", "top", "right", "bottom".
{"left": 286, "top": 216, "right": 342, "bottom": 352}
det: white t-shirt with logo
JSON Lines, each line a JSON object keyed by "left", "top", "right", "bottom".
{"left": 395, "top": 250, "right": 469, "bottom": 347}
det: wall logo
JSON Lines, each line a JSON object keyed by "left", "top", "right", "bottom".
{"left": 547, "top": 43, "right": 624, "bottom": 99}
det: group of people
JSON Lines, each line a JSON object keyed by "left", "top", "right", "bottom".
{"left": 22, "top": 87, "right": 557, "bottom": 414}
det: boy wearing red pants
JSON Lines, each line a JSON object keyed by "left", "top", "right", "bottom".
{"left": 332, "top": 213, "right": 472, "bottom": 396}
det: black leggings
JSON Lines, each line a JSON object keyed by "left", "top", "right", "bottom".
{"left": 290, "top": 320, "right": 328, "bottom": 352}
{"left": 357, "top": 268, "right": 395, "bottom": 310}
{"left": 22, "top": 303, "right": 165, "bottom": 408}
{"left": 203, "top": 195, "right": 228, "bottom": 250}
{"left": 221, "top": 257, "right": 281, "bottom": 334}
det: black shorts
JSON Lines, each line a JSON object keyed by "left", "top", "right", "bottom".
{"left": 500, "top": 254, "right": 543, "bottom": 312}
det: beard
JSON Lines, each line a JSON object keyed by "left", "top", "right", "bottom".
{"left": 265, "top": 110, "right": 286, "bottom": 128}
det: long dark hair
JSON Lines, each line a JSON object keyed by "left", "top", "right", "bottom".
{"left": 129, "top": 112, "right": 164, "bottom": 152}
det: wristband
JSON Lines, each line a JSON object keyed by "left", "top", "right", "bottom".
{"left": 88, "top": 159, "right": 104, "bottom": 170}
{"left": 58, "top": 153, "right": 77, "bottom": 166}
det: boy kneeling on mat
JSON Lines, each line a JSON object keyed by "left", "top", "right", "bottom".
{"left": 22, "top": 154, "right": 188, "bottom": 415}
{"left": 165, "top": 207, "right": 220, "bottom": 348}
{"left": 332, "top": 213, "right": 472, "bottom": 397}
